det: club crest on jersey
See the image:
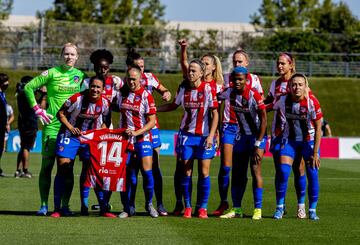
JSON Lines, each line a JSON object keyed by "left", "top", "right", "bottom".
{"left": 73, "top": 76, "right": 80, "bottom": 83}
{"left": 300, "top": 107, "right": 307, "bottom": 113}
{"left": 135, "top": 95, "right": 141, "bottom": 102}
{"left": 198, "top": 92, "right": 203, "bottom": 99}
{"left": 106, "top": 84, "right": 111, "bottom": 90}
{"left": 41, "top": 70, "right": 49, "bottom": 76}
{"left": 58, "top": 146, "right": 64, "bottom": 152}
{"left": 96, "top": 106, "right": 101, "bottom": 113}
{"left": 65, "top": 99, "right": 71, "bottom": 107}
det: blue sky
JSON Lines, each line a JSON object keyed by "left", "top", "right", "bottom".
{"left": 12, "top": 0, "right": 360, "bottom": 23}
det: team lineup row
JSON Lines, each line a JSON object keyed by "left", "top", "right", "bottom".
{"left": 21, "top": 41, "right": 322, "bottom": 220}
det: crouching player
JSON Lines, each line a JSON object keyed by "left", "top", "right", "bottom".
{"left": 218, "top": 67, "right": 267, "bottom": 220}
{"left": 51, "top": 76, "right": 111, "bottom": 217}
{"left": 272, "top": 73, "right": 322, "bottom": 220}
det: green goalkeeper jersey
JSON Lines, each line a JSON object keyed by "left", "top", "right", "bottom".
{"left": 24, "top": 65, "right": 86, "bottom": 137}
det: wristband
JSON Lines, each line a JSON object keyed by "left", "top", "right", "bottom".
{"left": 254, "top": 140, "right": 261, "bottom": 147}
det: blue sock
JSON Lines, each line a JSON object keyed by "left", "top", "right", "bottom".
{"left": 295, "top": 174, "right": 306, "bottom": 204}
{"left": 218, "top": 166, "right": 231, "bottom": 202}
{"left": 174, "top": 170, "right": 182, "bottom": 202}
{"left": 152, "top": 166, "right": 163, "bottom": 206}
{"left": 198, "top": 176, "right": 210, "bottom": 209}
{"left": 181, "top": 175, "right": 192, "bottom": 208}
{"left": 276, "top": 164, "right": 292, "bottom": 206}
{"left": 231, "top": 170, "right": 248, "bottom": 208}
{"left": 306, "top": 166, "right": 319, "bottom": 209}
{"left": 253, "top": 187, "right": 263, "bottom": 208}
{"left": 81, "top": 187, "right": 90, "bottom": 208}
{"left": 128, "top": 168, "right": 138, "bottom": 207}
{"left": 53, "top": 174, "right": 64, "bottom": 210}
{"left": 142, "top": 170, "right": 154, "bottom": 205}
{"left": 96, "top": 190, "right": 107, "bottom": 213}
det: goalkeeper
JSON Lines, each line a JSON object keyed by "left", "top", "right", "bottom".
{"left": 24, "top": 43, "right": 86, "bottom": 216}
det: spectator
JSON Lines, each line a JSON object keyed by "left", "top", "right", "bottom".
{"left": 4, "top": 104, "right": 14, "bottom": 152}
{"left": 0, "top": 73, "right": 9, "bottom": 177}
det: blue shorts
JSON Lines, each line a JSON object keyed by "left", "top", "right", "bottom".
{"left": 134, "top": 141, "right": 153, "bottom": 158}
{"left": 270, "top": 136, "right": 283, "bottom": 154}
{"left": 177, "top": 131, "right": 216, "bottom": 160}
{"left": 151, "top": 128, "right": 161, "bottom": 149}
{"left": 221, "top": 123, "right": 238, "bottom": 145}
{"left": 233, "top": 135, "right": 267, "bottom": 153}
{"left": 280, "top": 140, "right": 319, "bottom": 160}
{"left": 55, "top": 133, "right": 89, "bottom": 160}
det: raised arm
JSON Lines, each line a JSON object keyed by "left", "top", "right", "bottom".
{"left": 178, "top": 39, "right": 189, "bottom": 79}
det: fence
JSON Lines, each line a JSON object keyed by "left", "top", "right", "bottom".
{"left": 0, "top": 19, "right": 359, "bottom": 77}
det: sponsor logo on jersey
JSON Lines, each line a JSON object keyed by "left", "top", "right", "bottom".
{"left": 74, "top": 76, "right": 80, "bottom": 83}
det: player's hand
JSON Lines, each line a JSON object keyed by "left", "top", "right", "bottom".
{"left": 33, "top": 104, "right": 53, "bottom": 125}
{"left": 205, "top": 136, "right": 214, "bottom": 149}
{"left": 6, "top": 124, "right": 10, "bottom": 133}
{"left": 162, "top": 91, "right": 171, "bottom": 101}
{"left": 126, "top": 129, "right": 138, "bottom": 137}
{"left": 252, "top": 148, "right": 262, "bottom": 166}
{"left": 178, "top": 39, "right": 188, "bottom": 48}
{"left": 310, "top": 153, "right": 321, "bottom": 169}
{"left": 70, "top": 127, "right": 81, "bottom": 136}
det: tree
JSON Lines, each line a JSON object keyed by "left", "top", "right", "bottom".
{"left": 41, "top": 0, "right": 165, "bottom": 25}
{"left": 250, "top": 0, "right": 319, "bottom": 28}
{"left": 0, "top": 0, "right": 12, "bottom": 20}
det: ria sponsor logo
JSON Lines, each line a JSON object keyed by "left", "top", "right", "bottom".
{"left": 99, "top": 167, "right": 109, "bottom": 174}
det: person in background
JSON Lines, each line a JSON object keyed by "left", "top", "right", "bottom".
{"left": 4, "top": 103, "right": 14, "bottom": 152}
{"left": 15, "top": 76, "right": 45, "bottom": 178}
{"left": 0, "top": 73, "right": 9, "bottom": 177}
{"left": 321, "top": 118, "right": 332, "bottom": 137}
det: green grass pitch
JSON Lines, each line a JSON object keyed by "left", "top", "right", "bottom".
{"left": 0, "top": 153, "right": 359, "bottom": 244}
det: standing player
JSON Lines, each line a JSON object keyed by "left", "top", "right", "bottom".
{"left": 174, "top": 40, "right": 224, "bottom": 215}
{"left": 51, "top": 76, "right": 111, "bottom": 218}
{"left": 80, "top": 49, "right": 123, "bottom": 213}
{"left": 265, "top": 53, "right": 307, "bottom": 219}
{"left": 272, "top": 73, "right": 322, "bottom": 220}
{"left": 214, "top": 49, "right": 264, "bottom": 216}
{"left": 218, "top": 67, "right": 267, "bottom": 220}
{"left": 0, "top": 73, "right": 9, "bottom": 177}
{"left": 115, "top": 66, "right": 158, "bottom": 218}
{"left": 24, "top": 43, "right": 86, "bottom": 215}
{"left": 124, "top": 49, "right": 171, "bottom": 216}
{"left": 158, "top": 59, "right": 219, "bottom": 218}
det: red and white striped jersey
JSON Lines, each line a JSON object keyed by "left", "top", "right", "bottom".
{"left": 207, "top": 79, "right": 224, "bottom": 94}
{"left": 79, "top": 128, "right": 129, "bottom": 192}
{"left": 81, "top": 75, "right": 124, "bottom": 102}
{"left": 273, "top": 94, "right": 323, "bottom": 141}
{"left": 219, "top": 86, "right": 265, "bottom": 136}
{"left": 141, "top": 72, "right": 162, "bottom": 129}
{"left": 115, "top": 87, "right": 156, "bottom": 143}
{"left": 141, "top": 72, "right": 161, "bottom": 94}
{"left": 60, "top": 91, "right": 110, "bottom": 137}
{"left": 174, "top": 81, "right": 218, "bottom": 136}
{"left": 223, "top": 72, "right": 263, "bottom": 123}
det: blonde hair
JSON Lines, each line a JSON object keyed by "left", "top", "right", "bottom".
{"left": 289, "top": 73, "right": 310, "bottom": 98}
{"left": 233, "top": 49, "right": 250, "bottom": 62}
{"left": 61, "top": 42, "right": 78, "bottom": 56}
{"left": 201, "top": 54, "right": 224, "bottom": 86}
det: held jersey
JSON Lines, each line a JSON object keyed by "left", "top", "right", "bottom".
{"left": 59, "top": 91, "right": 110, "bottom": 137}
{"left": 223, "top": 72, "right": 263, "bottom": 123}
{"left": 115, "top": 87, "right": 156, "bottom": 144}
{"left": 219, "top": 86, "right": 265, "bottom": 136}
{"left": 273, "top": 94, "right": 323, "bottom": 141}
{"left": 24, "top": 65, "right": 86, "bottom": 136}
{"left": 81, "top": 75, "right": 123, "bottom": 102}
{"left": 79, "top": 128, "right": 129, "bottom": 192}
{"left": 174, "top": 81, "right": 218, "bottom": 136}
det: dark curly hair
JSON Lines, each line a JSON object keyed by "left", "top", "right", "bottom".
{"left": 90, "top": 49, "right": 114, "bottom": 64}
{"left": 126, "top": 48, "right": 143, "bottom": 66}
